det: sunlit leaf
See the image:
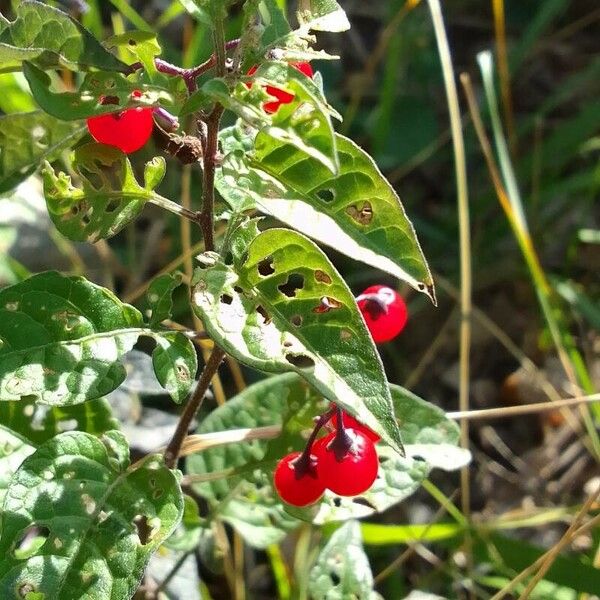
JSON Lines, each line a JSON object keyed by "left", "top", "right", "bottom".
{"left": 0, "top": 1, "right": 127, "bottom": 72}
{"left": 0, "top": 272, "right": 197, "bottom": 405}
{"left": 218, "top": 127, "right": 435, "bottom": 300}
{"left": 147, "top": 272, "right": 185, "bottom": 327}
{"left": 0, "top": 431, "right": 183, "bottom": 599}
{"left": 42, "top": 144, "right": 166, "bottom": 243}
{"left": 191, "top": 226, "right": 403, "bottom": 453}
{"left": 308, "top": 521, "right": 374, "bottom": 599}
{"left": 297, "top": 0, "right": 351, "bottom": 32}
{"left": 0, "top": 111, "right": 85, "bottom": 194}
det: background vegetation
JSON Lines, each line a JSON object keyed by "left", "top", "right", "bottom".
{"left": 1, "top": 0, "right": 598, "bottom": 598}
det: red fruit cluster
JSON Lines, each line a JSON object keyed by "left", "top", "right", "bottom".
{"left": 247, "top": 62, "right": 314, "bottom": 114}
{"left": 357, "top": 284, "right": 408, "bottom": 343}
{"left": 87, "top": 90, "right": 154, "bottom": 154}
{"left": 274, "top": 410, "right": 380, "bottom": 507}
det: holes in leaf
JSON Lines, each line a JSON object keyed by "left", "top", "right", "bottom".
{"left": 352, "top": 497, "right": 376, "bottom": 509}
{"left": 314, "top": 270, "right": 332, "bottom": 285}
{"left": 152, "top": 488, "right": 164, "bottom": 500}
{"left": 257, "top": 256, "right": 275, "bottom": 276}
{"left": 413, "top": 455, "right": 426, "bottom": 462}
{"left": 220, "top": 293, "right": 233, "bottom": 305}
{"left": 99, "top": 94, "right": 119, "bottom": 105}
{"left": 346, "top": 201, "right": 373, "bottom": 225}
{"left": 80, "top": 166, "right": 103, "bottom": 191}
{"left": 105, "top": 199, "right": 120, "bottom": 213}
{"left": 333, "top": 497, "right": 342, "bottom": 507}
{"left": 285, "top": 353, "right": 315, "bottom": 369}
{"left": 256, "top": 305, "right": 271, "bottom": 324}
{"left": 317, "top": 188, "right": 336, "bottom": 203}
{"left": 291, "top": 315, "right": 303, "bottom": 327}
{"left": 176, "top": 363, "right": 190, "bottom": 381}
{"left": 81, "top": 213, "right": 92, "bottom": 225}
{"left": 340, "top": 329, "right": 352, "bottom": 341}
{"left": 18, "top": 583, "right": 37, "bottom": 598}
{"left": 278, "top": 273, "right": 304, "bottom": 298}
{"left": 133, "top": 514, "right": 152, "bottom": 545}
{"left": 13, "top": 525, "right": 50, "bottom": 560}
{"left": 81, "top": 493, "right": 97, "bottom": 515}
{"left": 330, "top": 572, "right": 341, "bottom": 586}
{"left": 313, "top": 296, "right": 342, "bottom": 314}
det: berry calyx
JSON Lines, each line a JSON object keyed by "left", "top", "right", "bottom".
{"left": 273, "top": 451, "right": 326, "bottom": 506}
{"left": 357, "top": 285, "right": 408, "bottom": 343}
{"left": 330, "top": 408, "right": 381, "bottom": 443}
{"left": 247, "top": 62, "right": 314, "bottom": 114}
{"left": 313, "top": 428, "right": 379, "bottom": 497}
{"left": 87, "top": 90, "right": 154, "bottom": 154}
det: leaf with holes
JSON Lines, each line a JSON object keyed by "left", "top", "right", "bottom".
{"left": 191, "top": 227, "right": 403, "bottom": 453}
{"left": 42, "top": 144, "right": 166, "bottom": 243}
{"left": 0, "top": 111, "right": 86, "bottom": 194}
{"left": 0, "top": 271, "right": 197, "bottom": 406}
{"left": 104, "top": 31, "right": 162, "bottom": 81}
{"left": 147, "top": 272, "right": 185, "bottom": 327}
{"left": 218, "top": 127, "right": 435, "bottom": 300}
{"left": 308, "top": 520, "right": 374, "bottom": 600}
{"left": 188, "top": 373, "right": 321, "bottom": 547}
{"left": 0, "top": 430, "right": 183, "bottom": 599}
{"left": 23, "top": 62, "right": 171, "bottom": 121}
{"left": 0, "top": 1, "right": 127, "bottom": 72}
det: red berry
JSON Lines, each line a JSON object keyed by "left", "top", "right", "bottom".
{"left": 247, "top": 62, "right": 314, "bottom": 114}
{"left": 313, "top": 429, "right": 379, "bottom": 497}
{"left": 357, "top": 285, "right": 408, "bottom": 343}
{"left": 330, "top": 408, "right": 380, "bottom": 443}
{"left": 273, "top": 451, "right": 325, "bottom": 506}
{"left": 87, "top": 90, "right": 154, "bottom": 154}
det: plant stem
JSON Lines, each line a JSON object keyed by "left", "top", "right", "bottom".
{"left": 164, "top": 346, "right": 225, "bottom": 469}
{"left": 149, "top": 193, "right": 200, "bottom": 222}
{"left": 198, "top": 105, "right": 224, "bottom": 252}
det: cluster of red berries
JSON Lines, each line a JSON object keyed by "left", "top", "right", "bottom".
{"left": 274, "top": 408, "right": 380, "bottom": 506}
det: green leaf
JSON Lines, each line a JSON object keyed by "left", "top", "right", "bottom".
{"left": 0, "top": 431, "right": 183, "bottom": 599}
{"left": 151, "top": 331, "right": 197, "bottom": 405}
{"left": 191, "top": 226, "right": 403, "bottom": 453}
{"left": 147, "top": 272, "right": 185, "bottom": 327}
{"left": 0, "top": 111, "right": 86, "bottom": 194}
{"left": 177, "top": 0, "right": 211, "bottom": 24}
{"left": 203, "top": 65, "right": 339, "bottom": 172}
{"left": 0, "top": 397, "right": 118, "bottom": 447}
{"left": 23, "top": 62, "right": 171, "bottom": 121}
{"left": 188, "top": 373, "right": 318, "bottom": 547}
{"left": 42, "top": 144, "right": 166, "bottom": 243}
{"left": 0, "top": 427, "right": 34, "bottom": 507}
{"left": 104, "top": 31, "right": 162, "bottom": 80}
{"left": 0, "top": 1, "right": 127, "bottom": 72}
{"left": 308, "top": 521, "right": 374, "bottom": 599}
{"left": 217, "top": 128, "right": 435, "bottom": 300}
{"left": 297, "top": 0, "right": 351, "bottom": 32}
{"left": 0, "top": 271, "right": 197, "bottom": 405}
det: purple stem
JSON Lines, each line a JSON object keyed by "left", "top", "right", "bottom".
{"left": 293, "top": 407, "right": 335, "bottom": 478}
{"left": 153, "top": 107, "right": 179, "bottom": 131}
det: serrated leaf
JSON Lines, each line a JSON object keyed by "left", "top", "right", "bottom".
{"left": 297, "top": 0, "right": 350, "bottom": 33}
{"left": 23, "top": 62, "right": 171, "bottom": 121}
{"left": 0, "top": 111, "right": 86, "bottom": 194}
{"left": 308, "top": 521, "right": 374, "bottom": 600}
{"left": 0, "top": 1, "right": 127, "bottom": 72}
{"left": 217, "top": 128, "right": 435, "bottom": 300}
{"left": 147, "top": 272, "right": 184, "bottom": 327}
{"left": 42, "top": 144, "right": 166, "bottom": 243}
{"left": 191, "top": 226, "right": 403, "bottom": 453}
{"left": 189, "top": 374, "right": 465, "bottom": 532}
{"left": 0, "top": 272, "right": 197, "bottom": 405}
{"left": 188, "top": 374, "right": 319, "bottom": 547}
{"left": 0, "top": 431, "right": 183, "bottom": 599}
